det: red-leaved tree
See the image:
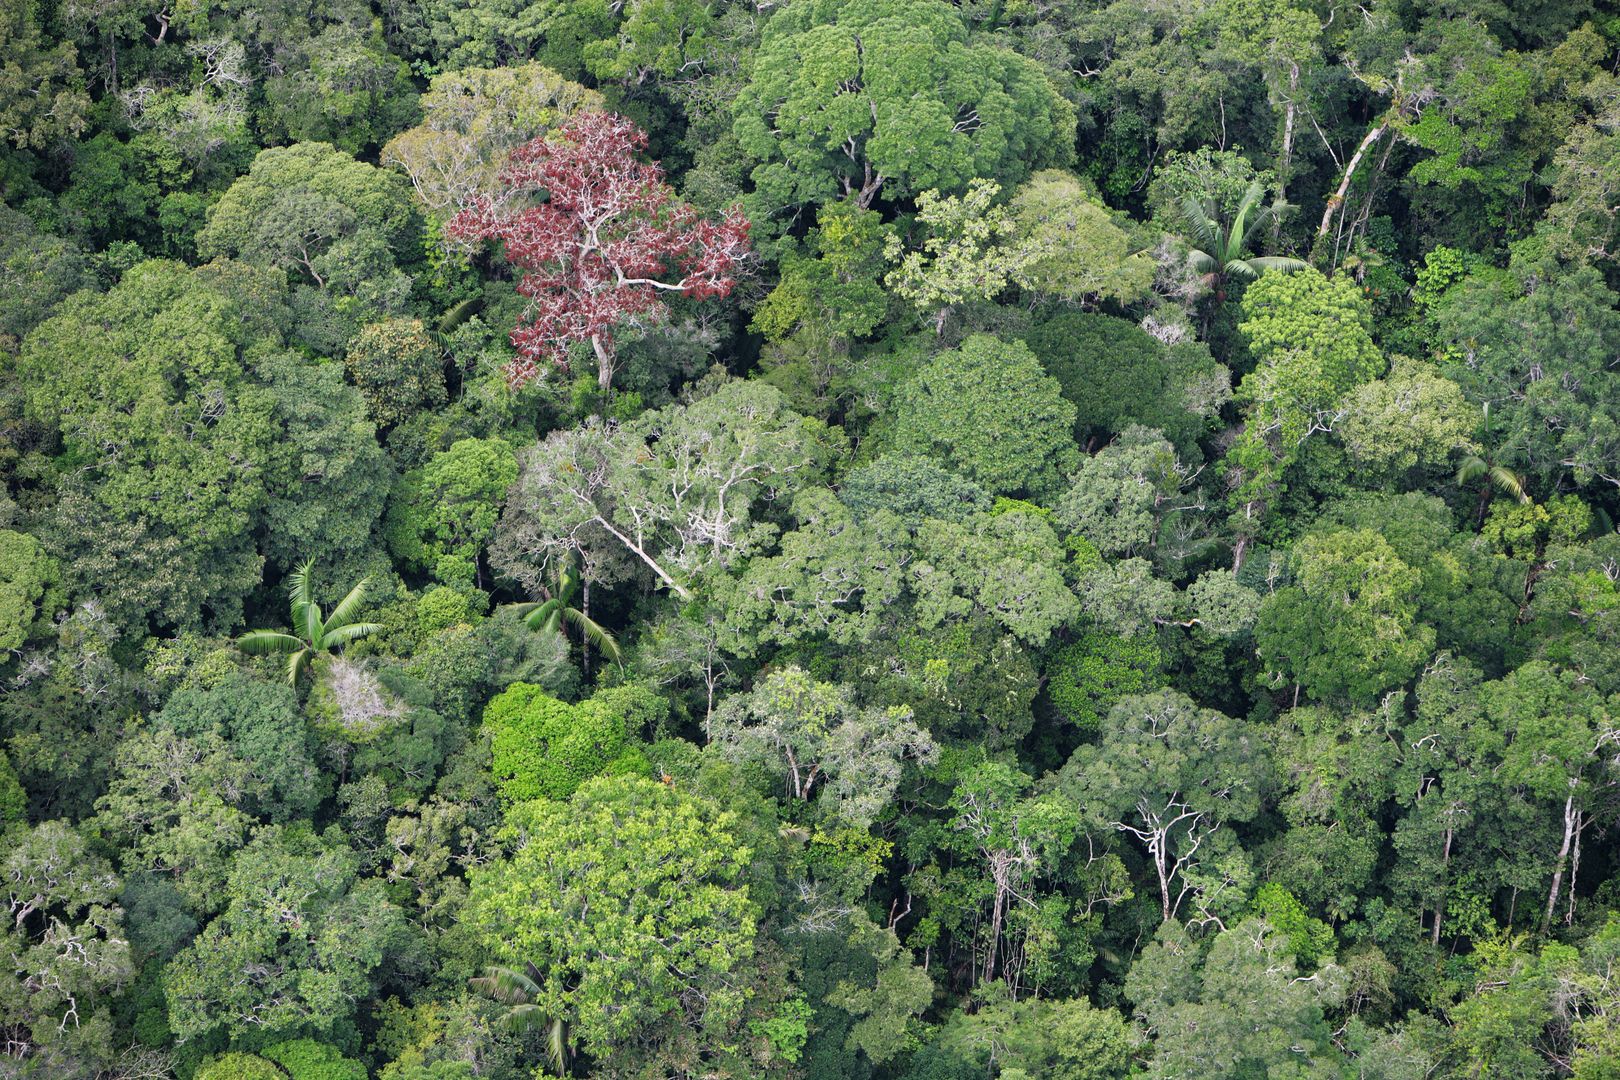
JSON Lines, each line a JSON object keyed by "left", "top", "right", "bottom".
{"left": 447, "top": 111, "right": 751, "bottom": 391}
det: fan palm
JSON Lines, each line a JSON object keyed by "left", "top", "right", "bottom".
{"left": 509, "top": 558, "right": 621, "bottom": 667}
{"left": 236, "top": 560, "right": 381, "bottom": 684}
{"left": 471, "top": 962, "right": 571, "bottom": 1076}
{"left": 1179, "top": 180, "right": 1308, "bottom": 300}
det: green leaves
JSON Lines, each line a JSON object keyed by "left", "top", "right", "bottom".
{"left": 19, "top": 260, "right": 277, "bottom": 634}
{"left": 734, "top": 0, "right": 1073, "bottom": 225}
{"left": 164, "top": 827, "right": 405, "bottom": 1041}
{"left": 483, "top": 682, "right": 662, "bottom": 801}
{"left": 890, "top": 334, "right": 1078, "bottom": 501}
{"left": 387, "top": 438, "right": 516, "bottom": 587}
{"left": 467, "top": 777, "right": 760, "bottom": 1058}
{"left": 708, "top": 667, "right": 937, "bottom": 828}
{"left": 1256, "top": 528, "right": 1435, "bottom": 703}
{"left": 235, "top": 560, "right": 378, "bottom": 683}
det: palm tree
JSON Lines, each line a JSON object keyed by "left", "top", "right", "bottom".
{"left": 236, "top": 560, "right": 381, "bottom": 684}
{"left": 1456, "top": 404, "right": 1532, "bottom": 524}
{"left": 471, "top": 962, "right": 571, "bottom": 1076}
{"left": 1179, "top": 180, "right": 1308, "bottom": 301}
{"left": 509, "top": 557, "right": 620, "bottom": 671}
{"left": 1457, "top": 454, "right": 1531, "bottom": 524}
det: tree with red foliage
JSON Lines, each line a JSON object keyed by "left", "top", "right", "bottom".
{"left": 447, "top": 111, "right": 750, "bottom": 392}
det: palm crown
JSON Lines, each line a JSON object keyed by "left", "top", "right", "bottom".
{"left": 509, "top": 557, "right": 621, "bottom": 665}
{"left": 471, "top": 962, "right": 571, "bottom": 1075}
{"left": 236, "top": 560, "right": 381, "bottom": 683}
{"left": 1179, "top": 180, "right": 1308, "bottom": 292}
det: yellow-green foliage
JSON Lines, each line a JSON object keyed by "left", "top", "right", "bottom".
{"left": 196, "top": 1053, "right": 286, "bottom": 1080}
{"left": 484, "top": 683, "right": 665, "bottom": 801}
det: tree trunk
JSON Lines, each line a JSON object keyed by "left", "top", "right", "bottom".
{"left": 1567, "top": 818, "right": 1584, "bottom": 926}
{"left": 984, "top": 876, "right": 1006, "bottom": 984}
{"left": 1544, "top": 794, "right": 1579, "bottom": 932}
{"left": 1231, "top": 534, "right": 1249, "bottom": 573}
{"left": 1275, "top": 64, "right": 1299, "bottom": 225}
{"left": 581, "top": 577, "right": 592, "bottom": 679}
{"left": 1153, "top": 833, "right": 1173, "bottom": 923}
{"left": 1432, "top": 826, "right": 1453, "bottom": 946}
{"left": 591, "top": 334, "right": 616, "bottom": 394}
{"left": 1317, "top": 120, "right": 1388, "bottom": 240}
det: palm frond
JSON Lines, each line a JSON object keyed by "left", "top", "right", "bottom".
{"left": 1242, "top": 198, "right": 1294, "bottom": 246}
{"left": 471, "top": 964, "right": 544, "bottom": 1004}
{"left": 322, "top": 621, "right": 381, "bottom": 648}
{"left": 561, "top": 607, "right": 622, "bottom": 663}
{"left": 1457, "top": 456, "right": 1531, "bottom": 504}
{"left": 235, "top": 630, "right": 306, "bottom": 656}
{"left": 1224, "top": 258, "right": 1262, "bottom": 282}
{"left": 557, "top": 561, "right": 583, "bottom": 605}
{"left": 1228, "top": 181, "right": 1263, "bottom": 252}
{"left": 518, "top": 599, "right": 563, "bottom": 633}
{"left": 1245, "top": 255, "right": 1309, "bottom": 274}
{"left": 286, "top": 559, "right": 316, "bottom": 620}
{"left": 436, "top": 296, "right": 485, "bottom": 335}
{"left": 287, "top": 648, "right": 313, "bottom": 686}
{"left": 544, "top": 1014, "right": 570, "bottom": 1076}
{"left": 325, "top": 576, "right": 372, "bottom": 632}
{"left": 1177, "top": 194, "right": 1221, "bottom": 251}
{"left": 1489, "top": 465, "right": 1531, "bottom": 504}
{"left": 495, "top": 1003, "right": 552, "bottom": 1034}
{"left": 302, "top": 600, "right": 325, "bottom": 650}
{"left": 1186, "top": 249, "right": 1220, "bottom": 276}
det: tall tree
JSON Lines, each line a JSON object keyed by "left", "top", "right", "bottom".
{"left": 466, "top": 776, "right": 761, "bottom": 1061}
{"left": 447, "top": 111, "right": 750, "bottom": 391}
{"left": 707, "top": 667, "right": 937, "bottom": 828}
{"left": 1059, "top": 690, "right": 1264, "bottom": 924}
{"left": 733, "top": 0, "right": 1074, "bottom": 226}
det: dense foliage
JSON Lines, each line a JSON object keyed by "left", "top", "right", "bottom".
{"left": 4, "top": 1, "right": 1620, "bottom": 1078}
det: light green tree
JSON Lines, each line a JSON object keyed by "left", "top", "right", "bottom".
{"left": 1054, "top": 427, "right": 1199, "bottom": 559}
{"left": 1059, "top": 691, "right": 1263, "bottom": 923}
{"left": 0, "top": 530, "right": 58, "bottom": 652}
{"left": 884, "top": 180, "right": 1025, "bottom": 334}
{"left": 482, "top": 682, "right": 662, "bottom": 801}
{"left": 0, "top": 821, "right": 132, "bottom": 1070}
{"left": 382, "top": 62, "right": 602, "bottom": 217}
{"left": 1007, "top": 169, "right": 1154, "bottom": 306}
{"left": 1126, "top": 917, "right": 1346, "bottom": 1078}
{"left": 466, "top": 776, "right": 760, "bottom": 1059}
{"left": 1335, "top": 358, "right": 1478, "bottom": 477}
{"left": 388, "top": 437, "right": 516, "bottom": 587}
{"left": 1256, "top": 528, "right": 1435, "bottom": 703}
{"left": 493, "top": 380, "right": 837, "bottom": 602}
{"left": 1225, "top": 268, "right": 1384, "bottom": 558}
{"left": 164, "top": 826, "right": 405, "bottom": 1041}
